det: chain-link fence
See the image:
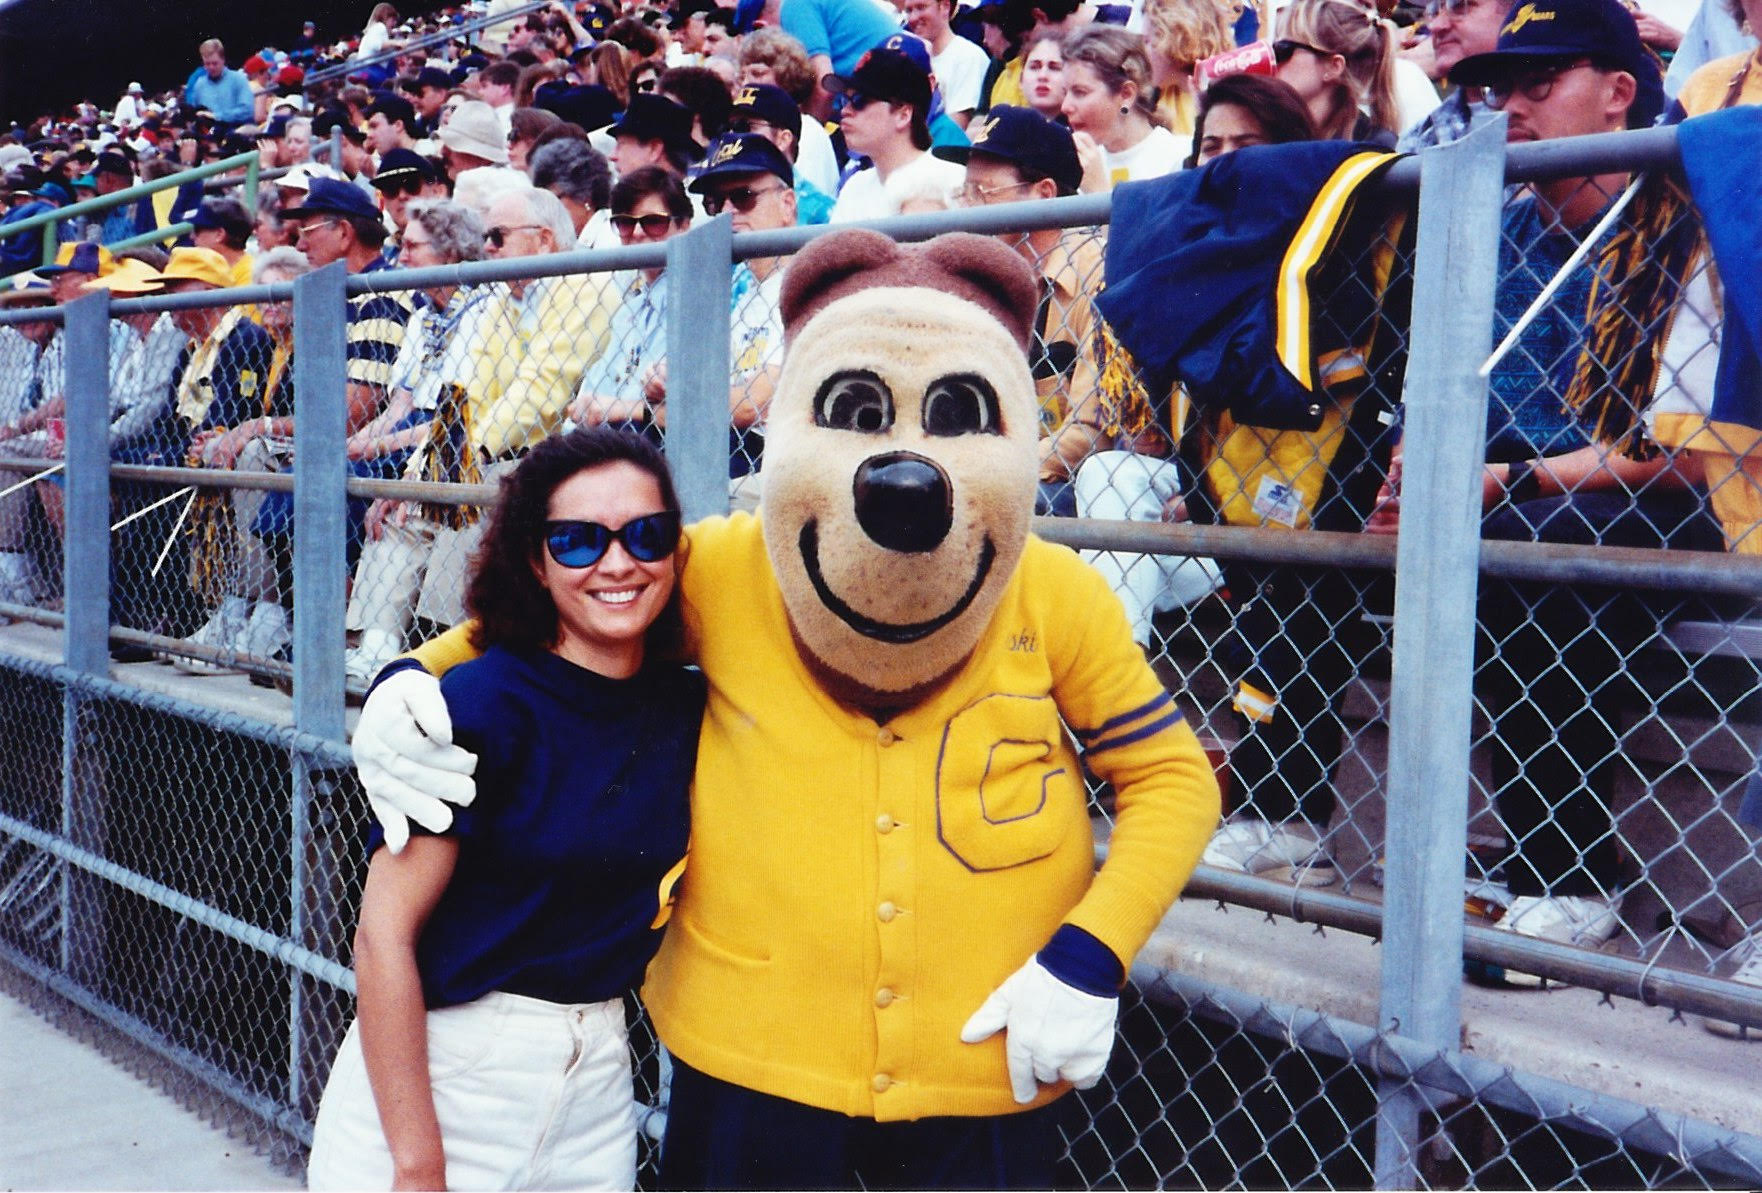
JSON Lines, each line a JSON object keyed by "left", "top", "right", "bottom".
{"left": 2, "top": 117, "right": 1761, "bottom": 1186}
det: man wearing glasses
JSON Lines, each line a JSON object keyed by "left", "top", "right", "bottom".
{"left": 825, "top": 47, "right": 965, "bottom": 223}
{"left": 287, "top": 178, "right": 415, "bottom": 437}
{"left": 1363, "top": 0, "right": 1724, "bottom": 967}
{"left": 1397, "top": 0, "right": 1509, "bottom": 151}
{"left": 935, "top": 106, "right": 1107, "bottom": 516}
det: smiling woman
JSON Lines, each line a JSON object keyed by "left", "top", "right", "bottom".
{"left": 307, "top": 427, "right": 702, "bottom": 1192}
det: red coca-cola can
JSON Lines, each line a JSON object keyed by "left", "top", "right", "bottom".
{"left": 1195, "top": 40, "right": 1278, "bottom": 90}
{"left": 48, "top": 418, "right": 64, "bottom": 447}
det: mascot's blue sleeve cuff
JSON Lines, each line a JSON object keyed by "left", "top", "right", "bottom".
{"left": 366, "top": 656, "right": 431, "bottom": 698}
{"left": 1038, "top": 924, "right": 1124, "bottom": 997}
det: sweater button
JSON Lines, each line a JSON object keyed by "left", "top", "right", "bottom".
{"left": 875, "top": 813, "right": 895, "bottom": 834}
{"left": 874, "top": 987, "right": 895, "bottom": 1008}
{"left": 877, "top": 727, "right": 897, "bottom": 747}
{"left": 877, "top": 901, "right": 897, "bottom": 922}
{"left": 872, "top": 1073, "right": 892, "bottom": 1093}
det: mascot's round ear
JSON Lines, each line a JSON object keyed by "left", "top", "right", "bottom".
{"left": 781, "top": 229, "right": 1039, "bottom": 352}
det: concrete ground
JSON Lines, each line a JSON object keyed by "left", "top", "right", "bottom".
{"left": 0, "top": 982, "right": 302, "bottom": 1192}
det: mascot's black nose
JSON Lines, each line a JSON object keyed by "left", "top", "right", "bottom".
{"left": 853, "top": 452, "right": 952, "bottom": 553}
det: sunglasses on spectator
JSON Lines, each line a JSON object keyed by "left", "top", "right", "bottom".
{"left": 1271, "top": 39, "right": 1331, "bottom": 63}
{"left": 610, "top": 212, "right": 679, "bottom": 236}
{"left": 842, "top": 92, "right": 886, "bottom": 113}
{"left": 543, "top": 512, "right": 681, "bottom": 568}
{"left": 728, "top": 118, "right": 774, "bottom": 136}
{"left": 1480, "top": 58, "right": 1593, "bottom": 108}
{"left": 702, "top": 182, "right": 787, "bottom": 215}
{"left": 379, "top": 178, "right": 423, "bottom": 197}
{"left": 634, "top": 77, "right": 659, "bottom": 92}
{"left": 485, "top": 223, "right": 542, "bottom": 247}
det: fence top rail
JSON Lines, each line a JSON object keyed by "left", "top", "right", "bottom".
{"left": 0, "top": 151, "right": 260, "bottom": 242}
{"left": 0, "top": 122, "right": 1688, "bottom": 329}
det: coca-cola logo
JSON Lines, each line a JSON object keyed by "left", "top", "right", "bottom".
{"left": 1195, "top": 40, "right": 1278, "bottom": 89}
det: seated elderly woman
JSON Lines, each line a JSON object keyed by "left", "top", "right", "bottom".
{"left": 343, "top": 199, "right": 492, "bottom": 682}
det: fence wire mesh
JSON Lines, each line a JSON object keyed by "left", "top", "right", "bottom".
{"left": 1, "top": 128, "right": 1761, "bottom": 1188}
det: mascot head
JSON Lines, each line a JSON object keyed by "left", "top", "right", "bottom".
{"left": 762, "top": 229, "right": 1041, "bottom": 708}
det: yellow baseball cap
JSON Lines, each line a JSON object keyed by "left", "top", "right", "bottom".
{"left": 141, "top": 246, "right": 232, "bottom": 289}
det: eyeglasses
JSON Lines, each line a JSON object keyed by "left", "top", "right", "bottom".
{"left": 610, "top": 212, "right": 680, "bottom": 237}
{"left": 485, "top": 223, "right": 541, "bottom": 247}
{"left": 841, "top": 92, "right": 886, "bottom": 113}
{"left": 1271, "top": 39, "right": 1330, "bottom": 64}
{"left": 295, "top": 218, "right": 338, "bottom": 239}
{"left": 634, "top": 77, "right": 659, "bottom": 92}
{"left": 702, "top": 182, "right": 786, "bottom": 215}
{"left": 959, "top": 178, "right": 1036, "bottom": 206}
{"left": 543, "top": 512, "right": 681, "bottom": 568}
{"left": 378, "top": 178, "right": 423, "bottom": 198}
{"left": 1480, "top": 59, "right": 1593, "bottom": 108}
{"left": 1423, "top": 0, "right": 1477, "bottom": 16}
{"left": 728, "top": 118, "right": 775, "bottom": 137}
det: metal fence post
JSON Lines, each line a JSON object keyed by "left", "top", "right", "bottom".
{"left": 60, "top": 291, "right": 112, "bottom": 986}
{"left": 666, "top": 213, "right": 734, "bottom": 521}
{"left": 289, "top": 261, "right": 350, "bottom": 1117}
{"left": 1374, "top": 117, "right": 1508, "bottom": 1188}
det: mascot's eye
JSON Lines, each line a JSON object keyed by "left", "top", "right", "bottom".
{"left": 815, "top": 371, "right": 894, "bottom": 433}
{"left": 921, "top": 374, "right": 1001, "bottom": 436}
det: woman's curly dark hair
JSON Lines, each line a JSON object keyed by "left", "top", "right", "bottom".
{"left": 466, "top": 427, "right": 686, "bottom": 661}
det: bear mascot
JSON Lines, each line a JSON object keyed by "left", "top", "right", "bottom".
{"left": 353, "top": 228, "right": 1221, "bottom": 1188}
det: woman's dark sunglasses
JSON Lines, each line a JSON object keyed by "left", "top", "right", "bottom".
{"left": 1271, "top": 38, "right": 1329, "bottom": 64}
{"left": 610, "top": 212, "right": 679, "bottom": 237}
{"left": 543, "top": 512, "right": 681, "bottom": 568}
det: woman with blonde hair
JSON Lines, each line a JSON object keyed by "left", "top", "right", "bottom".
{"left": 1061, "top": 24, "right": 1185, "bottom": 191}
{"left": 1273, "top": 0, "right": 1400, "bottom": 145}
{"left": 1143, "top": 0, "right": 1238, "bottom": 137}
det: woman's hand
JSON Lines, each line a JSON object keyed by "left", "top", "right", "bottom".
{"left": 1072, "top": 131, "right": 1109, "bottom": 195}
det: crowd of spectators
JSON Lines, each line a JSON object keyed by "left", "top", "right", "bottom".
{"left": 0, "top": 0, "right": 1757, "bottom": 1018}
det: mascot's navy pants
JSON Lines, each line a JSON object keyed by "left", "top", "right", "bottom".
{"left": 658, "top": 1059, "right": 1061, "bottom": 1189}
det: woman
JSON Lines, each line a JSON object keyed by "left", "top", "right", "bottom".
{"left": 1061, "top": 25, "right": 1184, "bottom": 191}
{"left": 1273, "top": 0, "right": 1400, "bottom": 146}
{"left": 1143, "top": 0, "right": 1237, "bottom": 138}
{"left": 1186, "top": 72, "right": 1317, "bottom": 167}
{"left": 308, "top": 427, "right": 702, "bottom": 1191}
{"left": 344, "top": 199, "right": 493, "bottom": 682}
{"left": 507, "top": 106, "right": 562, "bottom": 171}
{"left": 569, "top": 168, "right": 693, "bottom": 429}
{"left": 1020, "top": 34, "right": 1069, "bottom": 121}
{"left": 358, "top": 3, "right": 400, "bottom": 60}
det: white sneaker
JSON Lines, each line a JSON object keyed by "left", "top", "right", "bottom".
{"left": 1201, "top": 818, "right": 1339, "bottom": 887}
{"left": 1701, "top": 934, "right": 1762, "bottom": 1040}
{"left": 344, "top": 628, "right": 402, "bottom": 685}
{"left": 171, "top": 596, "right": 250, "bottom": 674}
{"left": 1494, "top": 893, "right": 1620, "bottom": 988}
{"left": 239, "top": 602, "right": 290, "bottom": 661}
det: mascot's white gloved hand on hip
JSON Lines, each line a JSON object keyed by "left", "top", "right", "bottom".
{"left": 961, "top": 956, "right": 1119, "bottom": 1103}
{"left": 350, "top": 666, "right": 478, "bottom": 853}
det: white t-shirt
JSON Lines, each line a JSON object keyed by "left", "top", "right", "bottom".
{"left": 1393, "top": 58, "right": 1443, "bottom": 134}
{"left": 796, "top": 117, "right": 842, "bottom": 198}
{"left": 1101, "top": 125, "right": 1183, "bottom": 186}
{"left": 829, "top": 151, "right": 966, "bottom": 222}
{"left": 932, "top": 34, "right": 993, "bottom": 116}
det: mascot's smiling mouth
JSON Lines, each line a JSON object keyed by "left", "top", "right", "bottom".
{"left": 799, "top": 520, "right": 997, "bottom": 644}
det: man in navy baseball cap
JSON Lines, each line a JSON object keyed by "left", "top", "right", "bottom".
{"left": 1451, "top": 0, "right": 1664, "bottom": 129}
{"left": 934, "top": 104, "right": 1080, "bottom": 196}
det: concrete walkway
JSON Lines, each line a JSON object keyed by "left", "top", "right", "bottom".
{"left": 0, "top": 984, "right": 301, "bottom": 1191}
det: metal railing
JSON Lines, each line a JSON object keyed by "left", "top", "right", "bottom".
{"left": 1, "top": 151, "right": 261, "bottom": 269}
{"left": 0, "top": 117, "right": 1759, "bottom": 1186}
{"left": 302, "top": 0, "right": 557, "bottom": 88}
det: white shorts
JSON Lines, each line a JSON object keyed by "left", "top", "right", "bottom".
{"left": 307, "top": 991, "right": 637, "bottom": 1191}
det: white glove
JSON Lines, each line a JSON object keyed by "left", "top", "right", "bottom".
{"left": 960, "top": 956, "right": 1119, "bottom": 1104}
{"left": 352, "top": 667, "right": 478, "bottom": 854}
